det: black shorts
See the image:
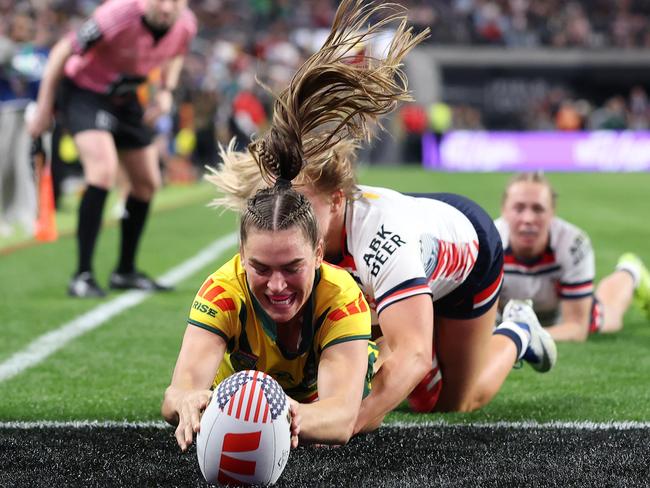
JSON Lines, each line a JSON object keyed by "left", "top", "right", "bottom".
{"left": 409, "top": 192, "right": 504, "bottom": 320}
{"left": 56, "top": 78, "right": 154, "bottom": 149}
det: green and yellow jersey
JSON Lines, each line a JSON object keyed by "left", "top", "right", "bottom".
{"left": 188, "top": 254, "right": 374, "bottom": 402}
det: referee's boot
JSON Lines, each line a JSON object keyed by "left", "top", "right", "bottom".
{"left": 68, "top": 271, "right": 107, "bottom": 298}
{"left": 109, "top": 270, "right": 174, "bottom": 292}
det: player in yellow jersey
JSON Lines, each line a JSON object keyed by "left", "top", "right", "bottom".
{"left": 161, "top": 179, "right": 376, "bottom": 450}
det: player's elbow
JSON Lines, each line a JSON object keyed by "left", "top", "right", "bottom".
{"left": 329, "top": 406, "right": 360, "bottom": 445}
{"left": 411, "top": 347, "right": 434, "bottom": 384}
{"left": 333, "top": 419, "right": 356, "bottom": 445}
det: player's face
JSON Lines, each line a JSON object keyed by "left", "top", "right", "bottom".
{"left": 242, "top": 227, "right": 323, "bottom": 324}
{"left": 501, "top": 181, "right": 554, "bottom": 259}
{"left": 145, "top": 0, "right": 187, "bottom": 29}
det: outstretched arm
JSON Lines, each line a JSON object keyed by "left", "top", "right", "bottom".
{"left": 161, "top": 325, "right": 226, "bottom": 451}
{"left": 293, "top": 339, "right": 368, "bottom": 445}
{"left": 354, "top": 294, "right": 433, "bottom": 433}
{"left": 546, "top": 297, "right": 592, "bottom": 342}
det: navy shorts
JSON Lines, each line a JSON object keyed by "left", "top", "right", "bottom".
{"left": 57, "top": 78, "right": 154, "bottom": 149}
{"left": 410, "top": 192, "right": 504, "bottom": 320}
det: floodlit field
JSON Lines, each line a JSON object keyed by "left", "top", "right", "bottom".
{"left": 1, "top": 169, "right": 649, "bottom": 486}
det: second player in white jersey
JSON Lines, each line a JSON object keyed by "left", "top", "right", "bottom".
{"left": 342, "top": 185, "right": 479, "bottom": 319}
{"left": 497, "top": 172, "right": 650, "bottom": 342}
{"left": 495, "top": 216, "right": 595, "bottom": 326}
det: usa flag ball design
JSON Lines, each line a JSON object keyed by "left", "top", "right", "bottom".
{"left": 197, "top": 370, "right": 291, "bottom": 486}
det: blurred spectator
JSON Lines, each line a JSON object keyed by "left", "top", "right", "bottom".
{"left": 588, "top": 95, "right": 628, "bottom": 130}
{"left": 554, "top": 101, "right": 583, "bottom": 131}
{"left": 399, "top": 103, "right": 428, "bottom": 163}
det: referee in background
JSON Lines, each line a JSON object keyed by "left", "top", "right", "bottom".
{"left": 27, "top": 0, "right": 197, "bottom": 297}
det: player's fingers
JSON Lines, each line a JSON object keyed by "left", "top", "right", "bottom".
{"left": 190, "top": 406, "right": 202, "bottom": 433}
{"left": 291, "top": 434, "right": 299, "bottom": 449}
{"left": 183, "top": 420, "right": 195, "bottom": 448}
{"left": 175, "top": 424, "right": 187, "bottom": 452}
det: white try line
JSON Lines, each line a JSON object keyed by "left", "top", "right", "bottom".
{"left": 0, "top": 233, "right": 238, "bottom": 384}
{"left": 0, "top": 419, "right": 649, "bottom": 430}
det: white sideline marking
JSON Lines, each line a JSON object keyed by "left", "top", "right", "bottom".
{"left": 0, "top": 419, "right": 648, "bottom": 430}
{"left": 388, "top": 420, "right": 650, "bottom": 430}
{"left": 0, "top": 233, "right": 238, "bottom": 384}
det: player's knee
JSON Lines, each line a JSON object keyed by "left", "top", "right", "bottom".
{"left": 85, "top": 168, "right": 116, "bottom": 190}
{"left": 130, "top": 177, "right": 160, "bottom": 200}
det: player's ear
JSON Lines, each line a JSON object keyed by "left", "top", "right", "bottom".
{"left": 314, "top": 239, "right": 324, "bottom": 268}
{"left": 330, "top": 189, "right": 345, "bottom": 213}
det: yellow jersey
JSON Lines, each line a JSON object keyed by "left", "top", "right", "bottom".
{"left": 188, "top": 254, "right": 372, "bottom": 402}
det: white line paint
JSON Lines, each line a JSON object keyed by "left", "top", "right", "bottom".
{"left": 0, "top": 233, "right": 238, "bottom": 383}
{"left": 387, "top": 420, "right": 650, "bottom": 430}
{"left": 0, "top": 419, "right": 648, "bottom": 430}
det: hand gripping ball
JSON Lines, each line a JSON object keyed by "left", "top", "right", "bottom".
{"left": 197, "top": 370, "right": 291, "bottom": 486}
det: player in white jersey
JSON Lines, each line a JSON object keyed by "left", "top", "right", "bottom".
{"left": 205, "top": 0, "right": 557, "bottom": 432}
{"left": 497, "top": 172, "right": 650, "bottom": 342}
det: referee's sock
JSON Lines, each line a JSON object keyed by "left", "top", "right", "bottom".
{"left": 76, "top": 184, "right": 108, "bottom": 275}
{"left": 116, "top": 195, "right": 151, "bottom": 274}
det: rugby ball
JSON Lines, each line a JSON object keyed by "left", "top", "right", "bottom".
{"left": 197, "top": 370, "right": 291, "bottom": 486}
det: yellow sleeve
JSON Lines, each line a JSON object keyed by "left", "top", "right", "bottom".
{"left": 319, "top": 289, "right": 371, "bottom": 351}
{"left": 187, "top": 275, "right": 241, "bottom": 342}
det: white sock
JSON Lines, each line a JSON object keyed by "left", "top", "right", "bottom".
{"left": 616, "top": 262, "right": 641, "bottom": 289}
{"left": 494, "top": 320, "right": 531, "bottom": 360}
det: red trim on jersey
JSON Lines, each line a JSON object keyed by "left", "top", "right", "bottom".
{"left": 504, "top": 250, "right": 556, "bottom": 267}
{"left": 473, "top": 268, "right": 504, "bottom": 306}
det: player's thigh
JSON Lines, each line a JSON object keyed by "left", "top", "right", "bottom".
{"left": 434, "top": 300, "right": 498, "bottom": 411}
{"left": 119, "top": 144, "right": 161, "bottom": 200}
{"left": 73, "top": 130, "right": 119, "bottom": 189}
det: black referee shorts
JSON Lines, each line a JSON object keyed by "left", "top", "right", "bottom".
{"left": 57, "top": 78, "right": 154, "bottom": 150}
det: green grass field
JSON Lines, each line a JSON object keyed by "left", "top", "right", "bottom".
{"left": 1, "top": 169, "right": 649, "bottom": 423}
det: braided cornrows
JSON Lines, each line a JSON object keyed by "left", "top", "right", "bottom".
{"left": 240, "top": 186, "right": 320, "bottom": 250}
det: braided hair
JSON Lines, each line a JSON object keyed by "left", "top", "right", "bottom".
{"left": 240, "top": 184, "right": 320, "bottom": 250}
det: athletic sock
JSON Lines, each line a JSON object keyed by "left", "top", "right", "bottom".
{"left": 116, "top": 195, "right": 151, "bottom": 274}
{"left": 76, "top": 185, "right": 108, "bottom": 275}
{"left": 615, "top": 262, "right": 641, "bottom": 289}
{"left": 493, "top": 321, "right": 531, "bottom": 361}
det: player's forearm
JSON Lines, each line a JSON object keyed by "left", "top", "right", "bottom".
{"left": 297, "top": 397, "right": 359, "bottom": 445}
{"left": 355, "top": 349, "right": 430, "bottom": 433}
{"left": 547, "top": 320, "right": 589, "bottom": 342}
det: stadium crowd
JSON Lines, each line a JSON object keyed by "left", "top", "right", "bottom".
{"left": 3, "top": 1, "right": 650, "bottom": 159}
{"left": 2, "top": 0, "right": 650, "bottom": 231}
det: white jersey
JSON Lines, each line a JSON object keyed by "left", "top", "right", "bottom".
{"left": 336, "top": 186, "right": 479, "bottom": 323}
{"left": 494, "top": 216, "right": 595, "bottom": 325}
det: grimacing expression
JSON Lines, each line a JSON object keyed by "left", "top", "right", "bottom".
{"left": 242, "top": 227, "right": 323, "bottom": 324}
{"left": 145, "top": 0, "right": 187, "bottom": 29}
{"left": 501, "top": 181, "right": 555, "bottom": 259}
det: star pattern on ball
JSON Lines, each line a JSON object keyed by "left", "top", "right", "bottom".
{"left": 215, "top": 371, "right": 251, "bottom": 410}
{"left": 260, "top": 375, "right": 287, "bottom": 420}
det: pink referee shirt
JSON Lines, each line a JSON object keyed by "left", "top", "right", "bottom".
{"left": 64, "top": 0, "right": 197, "bottom": 94}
